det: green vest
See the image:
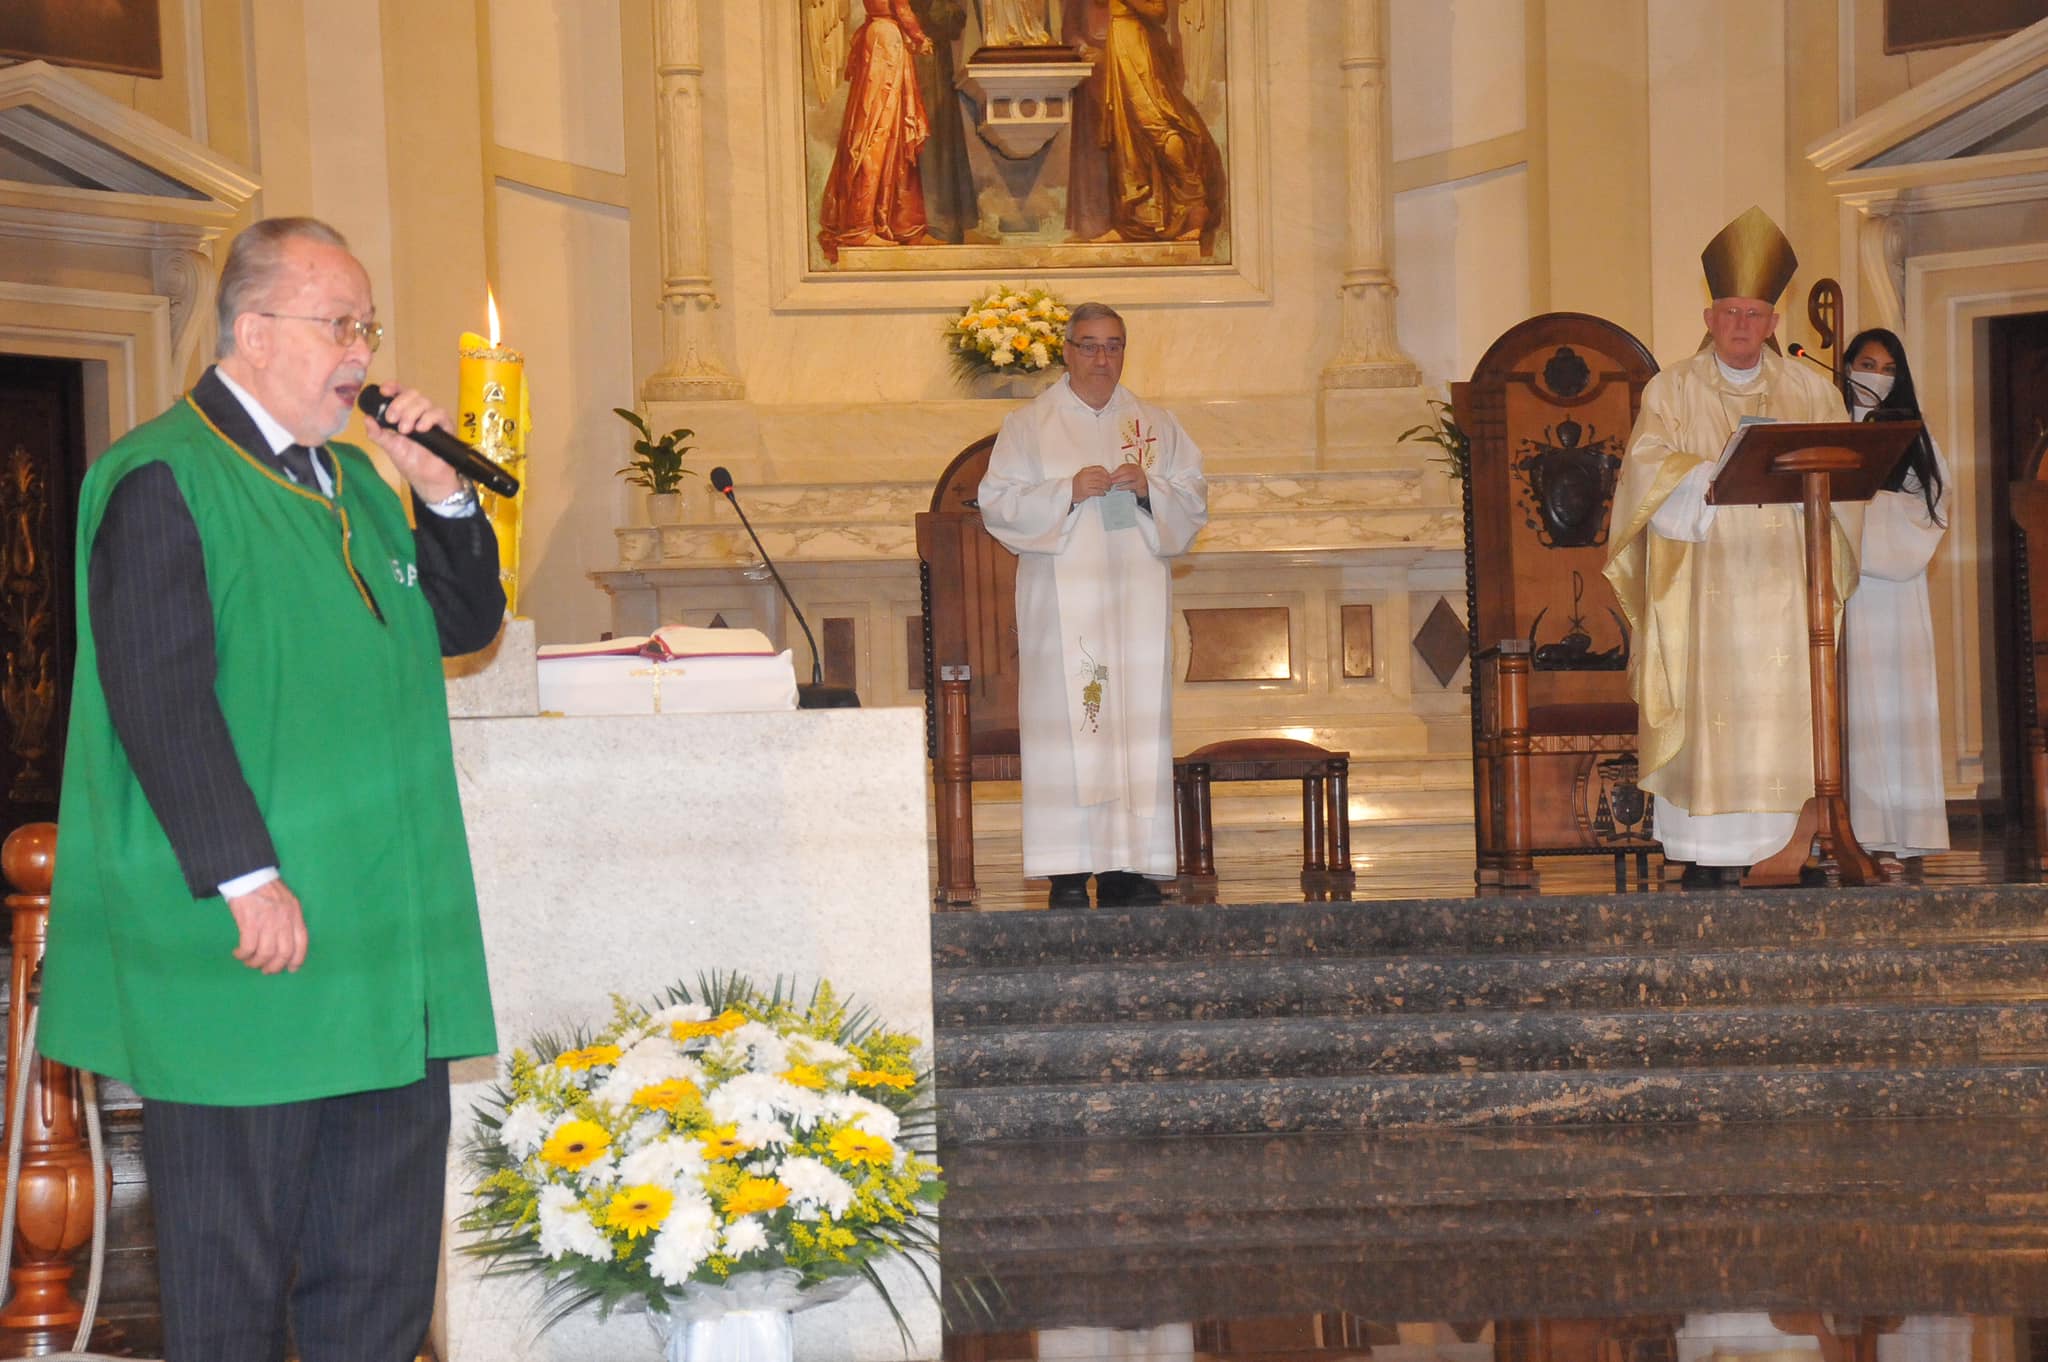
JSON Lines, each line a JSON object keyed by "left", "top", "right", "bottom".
{"left": 42, "top": 395, "right": 497, "bottom": 1104}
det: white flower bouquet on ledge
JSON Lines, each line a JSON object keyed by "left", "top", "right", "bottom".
{"left": 950, "top": 283, "right": 1070, "bottom": 380}
{"left": 461, "top": 975, "right": 942, "bottom": 1343}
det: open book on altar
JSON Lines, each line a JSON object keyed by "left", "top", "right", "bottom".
{"left": 537, "top": 625, "right": 797, "bottom": 714}
{"left": 537, "top": 624, "right": 778, "bottom": 661}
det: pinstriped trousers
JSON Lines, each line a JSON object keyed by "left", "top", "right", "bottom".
{"left": 139, "top": 1061, "right": 450, "bottom": 1362}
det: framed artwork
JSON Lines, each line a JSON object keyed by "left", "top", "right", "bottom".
{"left": 1883, "top": 0, "right": 2048, "bottom": 54}
{"left": 769, "top": 0, "right": 1269, "bottom": 308}
{"left": 0, "top": 0, "right": 163, "bottom": 79}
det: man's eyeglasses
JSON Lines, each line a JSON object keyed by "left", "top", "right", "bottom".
{"left": 1069, "top": 340, "right": 1125, "bottom": 358}
{"left": 259, "top": 312, "right": 384, "bottom": 352}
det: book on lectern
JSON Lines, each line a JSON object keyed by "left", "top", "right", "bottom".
{"left": 537, "top": 624, "right": 777, "bottom": 662}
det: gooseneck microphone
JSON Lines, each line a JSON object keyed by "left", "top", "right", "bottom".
{"left": 1787, "top": 342, "right": 1884, "bottom": 409}
{"left": 356, "top": 384, "right": 521, "bottom": 497}
{"left": 709, "top": 466, "right": 860, "bottom": 709}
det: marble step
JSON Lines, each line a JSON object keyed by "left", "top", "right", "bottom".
{"left": 936, "top": 1001, "right": 2048, "bottom": 1088}
{"left": 934, "top": 940, "right": 2048, "bottom": 1028}
{"left": 930, "top": 887, "right": 2048, "bottom": 968}
{"left": 937, "top": 1061, "right": 2048, "bottom": 1141}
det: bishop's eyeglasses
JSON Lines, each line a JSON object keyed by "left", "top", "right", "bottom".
{"left": 259, "top": 312, "right": 385, "bottom": 352}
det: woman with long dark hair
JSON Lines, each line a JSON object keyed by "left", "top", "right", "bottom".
{"left": 1838, "top": 326, "right": 1951, "bottom": 863}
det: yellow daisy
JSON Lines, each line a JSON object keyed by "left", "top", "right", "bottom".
{"left": 554, "top": 1044, "right": 622, "bottom": 1072}
{"left": 722, "top": 1176, "right": 790, "bottom": 1218}
{"left": 670, "top": 1009, "right": 748, "bottom": 1041}
{"left": 630, "top": 1078, "right": 702, "bottom": 1112}
{"left": 603, "top": 1184, "right": 676, "bottom": 1240}
{"left": 699, "top": 1123, "right": 753, "bottom": 1161}
{"left": 540, "top": 1119, "right": 613, "bottom": 1171}
{"left": 848, "top": 1068, "right": 915, "bottom": 1090}
{"left": 828, "top": 1127, "right": 896, "bottom": 1168}
{"left": 779, "top": 1064, "right": 828, "bottom": 1091}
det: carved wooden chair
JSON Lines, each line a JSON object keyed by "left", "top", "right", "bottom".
{"left": 1453, "top": 314, "right": 1662, "bottom": 891}
{"left": 915, "top": 436, "right": 1019, "bottom": 908}
{"left": 2011, "top": 440, "right": 2048, "bottom": 869}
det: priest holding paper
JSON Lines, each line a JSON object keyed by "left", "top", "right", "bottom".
{"left": 979, "top": 302, "right": 1208, "bottom": 908}
{"left": 1602, "top": 207, "right": 1855, "bottom": 884}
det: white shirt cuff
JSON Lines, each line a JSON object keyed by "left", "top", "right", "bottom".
{"left": 218, "top": 866, "right": 280, "bottom": 899}
{"left": 425, "top": 485, "right": 481, "bottom": 518}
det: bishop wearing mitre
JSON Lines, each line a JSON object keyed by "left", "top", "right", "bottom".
{"left": 1602, "top": 207, "right": 1856, "bottom": 884}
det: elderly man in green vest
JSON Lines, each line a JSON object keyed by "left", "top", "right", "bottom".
{"left": 41, "top": 216, "right": 505, "bottom": 1362}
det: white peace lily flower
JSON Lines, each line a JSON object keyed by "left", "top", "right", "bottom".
{"left": 822, "top": 1091, "right": 902, "bottom": 1140}
{"left": 497, "top": 1102, "right": 549, "bottom": 1160}
{"left": 646, "top": 1197, "right": 720, "bottom": 1287}
{"left": 723, "top": 1215, "right": 769, "bottom": 1257}
{"left": 777, "top": 1155, "right": 856, "bottom": 1219}
{"left": 537, "top": 1185, "right": 610, "bottom": 1262}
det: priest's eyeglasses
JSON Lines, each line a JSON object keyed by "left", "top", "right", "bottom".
{"left": 259, "top": 312, "right": 385, "bottom": 352}
{"left": 1069, "top": 339, "right": 1125, "bottom": 358}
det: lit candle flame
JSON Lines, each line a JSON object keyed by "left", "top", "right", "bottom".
{"left": 486, "top": 287, "right": 501, "bottom": 347}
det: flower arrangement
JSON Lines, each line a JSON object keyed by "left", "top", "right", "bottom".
{"left": 462, "top": 975, "right": 942, "bottom": 1335}
{"left": 950, "top": 284, "right": 1069, "bottom": 379}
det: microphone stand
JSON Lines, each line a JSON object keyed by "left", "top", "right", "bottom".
{"left": 712, "top": 480, "right": 861, "bottom": 710}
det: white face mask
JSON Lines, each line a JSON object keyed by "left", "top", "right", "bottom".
{"left": 1851, "top": 370, "right": 1895, "bottom": 406}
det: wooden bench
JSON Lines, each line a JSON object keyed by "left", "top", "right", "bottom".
{"left": 1174, "top": 738, "right": 1354, "bottom": 902}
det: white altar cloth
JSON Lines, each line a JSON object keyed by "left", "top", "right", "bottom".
{"left": 439, "top": 706, "right": 937, "bottom": 1361}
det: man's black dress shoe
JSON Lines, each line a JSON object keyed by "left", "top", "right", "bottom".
{"left": 1679, "top": 863, "right": 1737, "bottom": 889}
{"left": 1095, "top": 871, "right": 1163, "bottom": 907}
{"left": 1048, "top": 873, "right": 1091, "bottom": 909}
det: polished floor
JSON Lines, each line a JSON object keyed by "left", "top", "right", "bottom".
{"left": 945, "top": 813, "right": 2038, "bottom": 911}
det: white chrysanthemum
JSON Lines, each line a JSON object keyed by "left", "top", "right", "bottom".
{"left": 822, "top": 1091, "right": 901, "bottom": 1141}
{"left": 991, "top": 349, "right": 1015, "bottom": 367}
{"left": 722, "top": 1215, "right": 769, "bottom": 1257}
{"left": 536, "top": 1184, "right": 610, "bottom": 1262}
{"left": 1034, "top": 297, "right": 1054, "bottom": 316}
{"left": 590, "top": 1040, "right": 703, "bottom": 1107}
{"left": 1028, "top": 342, "right": 1050, "bottom": 368}
{"left": 777, "top": 1155, "right": 855, "bottom": 1219}
{"left": 574, "top": 1151, "right": 619, "bottom": 1189}
{"left": 720, "top": 1021, "right": 792, "bottom": 1075}
{"left": 647, "top": 1002, "right": 713, "bottom": 1028}
{"left": 618, "top": 1134, "right": 708, "bottom": 1187}
{"left": 497, "top": 1102, "right": 549, "bottom": 1160}
{"left": 646, "top": 1197, "right": 720, "bottom": 1287}
{"left": 787, "top": 1035, "right": 853, "bottom": 1069}
{"left": 734, "top": 1115, "right": 793, "bottom": 1150}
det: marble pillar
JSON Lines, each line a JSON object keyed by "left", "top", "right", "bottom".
{"left": 644, "top": 0, "right": 744, "bottom": 402}
{"left": 1322, "top": 0, "right": 1417, "bottom": 392}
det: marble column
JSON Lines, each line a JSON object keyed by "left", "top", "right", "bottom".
{"left": 1322, "top": 0, "right": 1417, "bottom": 391}
{"left": 644, "top": 0, "right": 744, "bottom": 402}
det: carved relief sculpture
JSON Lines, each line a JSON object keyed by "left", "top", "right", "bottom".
{"left": 816, "top": 0, "right": 940, "bottom": 262}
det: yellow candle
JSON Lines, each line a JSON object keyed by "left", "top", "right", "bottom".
{"left": 457, "top": 288, "right": 528, "bottom": 613}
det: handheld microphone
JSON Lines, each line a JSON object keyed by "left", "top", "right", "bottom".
{"left": 356, "top": 384, "right": 521, "bottom": 497}
{"left": 1788, "top": 343, "right": 1885, "bottom": 409}
{"left": 709, "top": 466, "right": 860, "bottom": 709}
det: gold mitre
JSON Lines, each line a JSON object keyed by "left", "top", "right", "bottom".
{"left": 1700, "top": 205, "right": 1798, "bottom": 303}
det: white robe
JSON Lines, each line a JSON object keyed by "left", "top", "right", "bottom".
{"left": 978, "top": 375, "right": 1208, "bottom": 878}
{"left": 1844, "top": 417, "right": 1951, "bottom": 857}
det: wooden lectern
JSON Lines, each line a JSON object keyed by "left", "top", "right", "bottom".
{"left": 1708, "top": 418, "right": 1925, "bottom": 887}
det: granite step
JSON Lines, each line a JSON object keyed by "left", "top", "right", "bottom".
{"left": 931, "top": 886, "right": 2048, "bottom": 969}
{"left": 937, "top": 1000, "right": 2048, "bottom": 1087}
{"left": 939, "top": 1061, "right": 2048, "bottom": 1142}
{"left": 934, "top": 940, "right": 2048, "bottom": 1028}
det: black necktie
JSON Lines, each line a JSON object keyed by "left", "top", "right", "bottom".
{"left": 278, "top": 443, "right": 321, "bottom": 490}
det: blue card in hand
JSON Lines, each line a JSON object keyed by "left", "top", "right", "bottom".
{"left": 1098, "top": 488, "right": 1139, "bottom": 531}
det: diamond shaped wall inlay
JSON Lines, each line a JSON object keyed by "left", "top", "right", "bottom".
{"left": 1412, "top": 596, "right": 1469, "bottom": 688}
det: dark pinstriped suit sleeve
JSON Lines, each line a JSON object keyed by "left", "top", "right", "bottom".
{"left": 409, "top": 490, "right": 505, "bottom": 656}
{"left": 89, "top": 462, "right": 275, "bottom": 898}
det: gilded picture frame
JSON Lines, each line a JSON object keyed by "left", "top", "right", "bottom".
{"left": 0, "top": 0, "right": 163, "bottom": 79}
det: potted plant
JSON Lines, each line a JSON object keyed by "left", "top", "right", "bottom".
{"left": 615, "top": 407, "right": 696, "bottom": 523}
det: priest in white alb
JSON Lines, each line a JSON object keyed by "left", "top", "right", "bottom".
{"left": 978, "top": 302, "right": 1209, "bottom": 908}
{"left": 1602, "top": 207, "right": 1855, "bottom": 886}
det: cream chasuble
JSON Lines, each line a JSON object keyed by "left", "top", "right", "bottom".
{"left": 978, "top": 375, "right": 1209, "bottom": 878}
{"left": 1603, "top": 348, "right": 1855, "bottom": 864}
